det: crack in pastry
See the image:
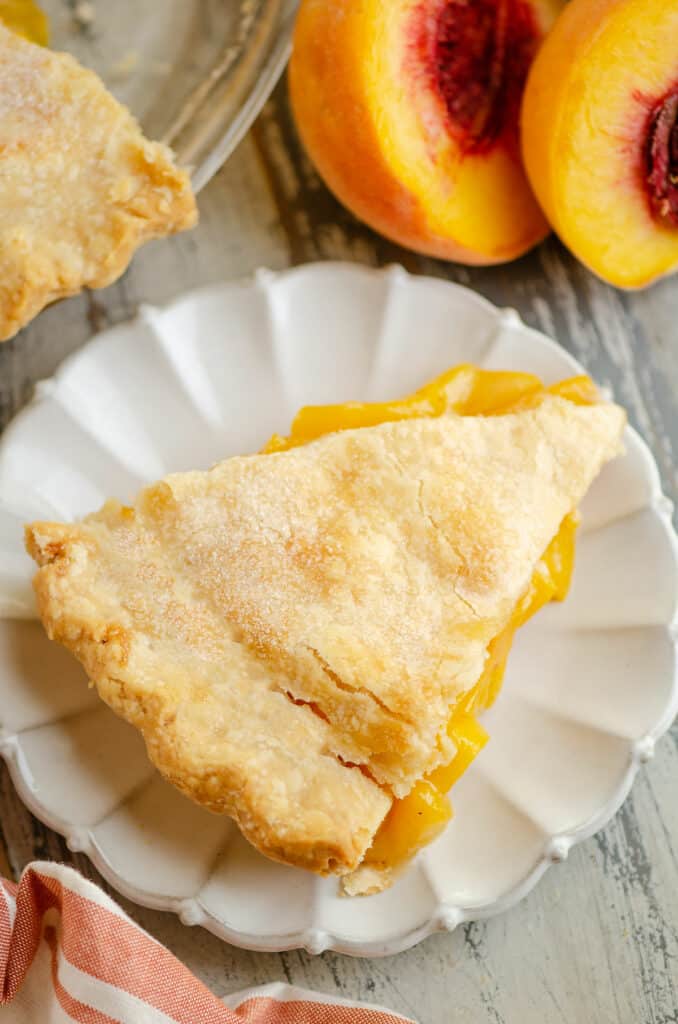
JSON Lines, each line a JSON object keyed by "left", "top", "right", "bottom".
{"left": 25, "top": 367, "right": 626, "bottom": 890}
{"left": 305, "top": 645, "right": 413, "bottom": 725}
{"left": 0, "top": 23, "right": 196, "bottom": 340}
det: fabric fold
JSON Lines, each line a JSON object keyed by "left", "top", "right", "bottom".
{"left": 0, "top": 861, "right": 415, "bottom": 1024}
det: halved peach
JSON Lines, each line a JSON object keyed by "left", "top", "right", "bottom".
{"left": 289, "top": 0, "right": 563, "bottom": 265}
{"left": 522, "top": 0, "right": 678, "bottom": 288}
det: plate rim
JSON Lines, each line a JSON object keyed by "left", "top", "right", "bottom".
{"left": 1, "top": 262, "right": 677, "bottom": 957}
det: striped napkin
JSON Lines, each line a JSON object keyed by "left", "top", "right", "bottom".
{"left": 0, "top": 861, "right": 415, "bottom": 1023}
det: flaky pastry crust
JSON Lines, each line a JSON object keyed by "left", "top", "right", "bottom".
{"left": 26, "top": 397, "right": 625, "bottom": 875}
{"left": 0, "top": 24, "right": 197, "bottom": 341}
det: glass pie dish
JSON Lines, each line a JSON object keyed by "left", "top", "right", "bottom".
{"left": 40, "top": 0, "right": 297, "bottom": 191}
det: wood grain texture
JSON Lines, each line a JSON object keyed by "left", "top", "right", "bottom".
{"left": 1, "top": 79, "right": 677, "bottom": 1024}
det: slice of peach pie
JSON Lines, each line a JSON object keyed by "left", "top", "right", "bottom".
{"left": 0, "top": 23, "right": 196, "bottom": 341}
{"left": 26, "top": 366, "right": 626, "bottom": 895}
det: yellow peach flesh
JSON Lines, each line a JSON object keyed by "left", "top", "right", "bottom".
{"left": 290, "top": 0, "right": 563, "bottom": 264}
{"left": 0, "top": 0, "right": 48, "bottom": 44}
{"left": 522, "top": 0, "right": 678, "bottom": 288}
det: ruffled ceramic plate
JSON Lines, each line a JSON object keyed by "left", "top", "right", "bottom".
{"left": 0, "top": 264, "right": 676, "bottom": 957}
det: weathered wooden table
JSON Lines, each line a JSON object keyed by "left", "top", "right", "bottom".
{"left": 1, "top": 83, "right": 677, "bottom": 1024}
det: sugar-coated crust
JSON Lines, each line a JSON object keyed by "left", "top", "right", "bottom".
{"left": 26, "top": 397, "right": 625, "bottom": 877}
{"left": 25, "top": 515, "right": 390, "bottom": 876}
{"left": 0, "top": 24, "right": 197, "bottom": 341}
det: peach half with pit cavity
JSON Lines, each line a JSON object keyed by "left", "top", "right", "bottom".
{"left": 289, "top": 0, "right": 563, "bottom": 264}
{"left": 522, "top": 0, "right": 678, "bottom": 289}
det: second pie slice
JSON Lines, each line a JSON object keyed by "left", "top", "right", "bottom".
{"left": 25, "top": 368, "right": 626, "bottom": 893}
{"left": 0, "top": 23, "right": 197, "bottom": 341}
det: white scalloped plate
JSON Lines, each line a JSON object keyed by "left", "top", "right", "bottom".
{"left": 1, "top": 264, "right": 677, "bottom": 957}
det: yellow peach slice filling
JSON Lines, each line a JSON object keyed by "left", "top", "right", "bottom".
{"left": 265, "top": 365, "right": 598, "bottom": 874}
{"left": 0, "top": 0, "right": 48, "bottom": 44}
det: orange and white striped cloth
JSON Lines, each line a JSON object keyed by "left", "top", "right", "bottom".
{"left": 0, "top": 861, "right": 416, "bottom": 1023}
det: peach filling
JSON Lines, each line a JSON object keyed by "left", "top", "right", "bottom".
{"left": 265, "top": 365, "right": 598, "bottom": 873}
{"left": 0, "top": 0, "right": 49, "bottom": 44}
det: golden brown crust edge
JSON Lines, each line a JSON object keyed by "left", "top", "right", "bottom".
{"left": 25, "top": 522, "right": 390, "bottom": 876}
{"left": 0, "top": 24, "right": 197, "bottom": 341}
{"left": 1, "top": 147, "right": 197, "bottom": 342}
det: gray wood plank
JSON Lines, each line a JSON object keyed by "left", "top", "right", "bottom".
{"left": 1, "top": 80, "right": 677, "bottom": 1024}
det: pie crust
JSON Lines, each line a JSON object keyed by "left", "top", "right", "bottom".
{"left": 0, "top": 23, "right": 196, "bottom": 341}
{"left": 26, "top": 396, "right": 625, "bottom": 877}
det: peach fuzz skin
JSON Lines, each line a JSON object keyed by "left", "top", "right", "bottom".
{"left": 289, "top": 0, "right": 562, "bottom": 265}
{"left": 522, "top": 0, "right": 678, "bottom": 289}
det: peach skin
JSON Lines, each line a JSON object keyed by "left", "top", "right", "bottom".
{"left": 522, "top": 0, "right": 678, "bottom": 289}
{"left": 289, "top": 0, "right": 563, "bottom": 265}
